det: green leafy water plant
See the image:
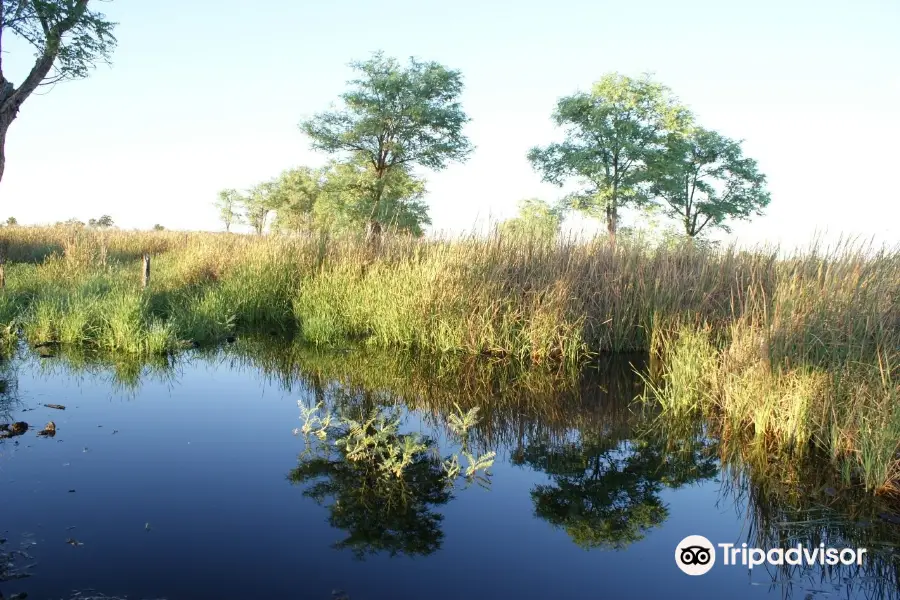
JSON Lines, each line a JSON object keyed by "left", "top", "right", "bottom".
{"left": 446, "top": 403, "right": 496, "bottom": 481}
{"left": 447, "top": 403, "right": 481, "bottom": 437}
{"left": 463, "top": 450, "right": 497, "bottom": 478}
{"left": 293, "top": 402, "right": 495, "bottom": 485}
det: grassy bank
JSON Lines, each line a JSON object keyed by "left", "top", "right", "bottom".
{"left": 5, "top": 224, "right": 887, "bottom": 362}
{"left": 0, "top": 224, "right": 898, "bottom": 493}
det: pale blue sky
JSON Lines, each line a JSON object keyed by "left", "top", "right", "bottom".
{"left": 1, "top": 0, "right": 897, "bottom": 247}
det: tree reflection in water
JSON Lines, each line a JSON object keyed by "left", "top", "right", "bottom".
{"left": 516, "top": 430, "right": 718, "bottom": 549}
{"left": 287, "top": 418, "right": 453, "bottom": 559}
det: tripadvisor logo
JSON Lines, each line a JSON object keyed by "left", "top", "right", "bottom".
{"left": 675, "top": 535, "right": 867, "bottom": 576}
{"left": 676, "top": 535, "right": 716, "bottom": 575}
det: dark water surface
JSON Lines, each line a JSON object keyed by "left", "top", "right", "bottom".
{"left": 2, "top": 343, "right": 899, "bottom": 600}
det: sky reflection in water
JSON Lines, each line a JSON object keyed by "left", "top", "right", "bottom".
{"left": 1, "top": 342, "right": 899, "bottom": 600}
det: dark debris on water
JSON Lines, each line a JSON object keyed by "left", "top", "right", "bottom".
{"left": 0, "top": 422, "right": 28, "bottom": 438}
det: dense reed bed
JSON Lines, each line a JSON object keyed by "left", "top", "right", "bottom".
{"left": 0, "top": 223, "right": 837, "bottom": 361}
{"left": 641, "top": 242, "right": 900, "bottom": 496}
{"left": 0, "top": 224, "right": 898, "bottom": 494}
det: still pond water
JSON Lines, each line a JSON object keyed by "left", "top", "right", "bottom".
{"left": 2, "top": 342, "right": 899, "bottom": 600}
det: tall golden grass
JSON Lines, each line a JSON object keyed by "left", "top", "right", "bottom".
{"left": 0, "top": 225, "right": 895, "bottom": 361}
{"left": 641, "top": 238, "right": 900, "bottom": 496}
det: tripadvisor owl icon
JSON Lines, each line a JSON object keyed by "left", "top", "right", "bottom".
{"left": 676, "top": 535, "right": 716, "bottom": 575}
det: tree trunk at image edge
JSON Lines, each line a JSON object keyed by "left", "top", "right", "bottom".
{"left": 0, "top": 115, "right": 9, "bottom": 184}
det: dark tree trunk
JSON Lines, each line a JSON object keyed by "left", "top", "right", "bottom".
{"left": 606, "top": 178, "right": 619, "bottom": 244}
{"left": 0, "top": 108, "right": 12, "bottom": 184}
{"left": 606, "top": 200, "right": 618, "bottom": 244}
{"left": 0, "top": 120, "right": 7, "bottom": 184}
{"left": 366, "top": 168, "right": 387, "bottom": 245}
{"left": 366, "top": 220, "right": 382, "bottom": 241}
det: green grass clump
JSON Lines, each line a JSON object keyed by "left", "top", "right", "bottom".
{"left": 25, "top": 287, "right": 180, "bottom": 354}
{"left": 644, "top": 322, "right": 900, "bottom": 495}
{"left": 637, "top": 239, "right": 900, "bottom": 495}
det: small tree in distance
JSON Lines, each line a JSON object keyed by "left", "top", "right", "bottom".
{"left": 215, "top": 189, "right": 243, "bottom": 232}
{"left": 301, "top": 51, "right": 473, "bottom": 240}
{"left": 268, "top": 167, "right": 323, "bottom": 233}
{"left": 498, "top": 199, "right": 562, "bottom": 240}
{"left": 244, "top": 183, "right": 275, "bottom": 235}
{"left": 88, "top": 215, "right": 113, "bottom": 228}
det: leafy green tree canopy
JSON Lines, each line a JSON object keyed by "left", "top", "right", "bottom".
{"left": 244, "top": 182, "right": 276, "bottom": 235}
{"left": 528, "top": 73, "right": 688, "bottom": 242}
{"left": 317, "top": 159, "right": 429, "bottom": 237}
{"left": 300, "top": 51, "right": 472, "bottom": 237}
{"left": 646, "top": 127, "right": 770, "bottom": 237}
{"left": 87, "top": 214, "right": 112, "bottom": 228}
{"left": 498, "top": 198, "right": 562, "bottom": 240}
{"left": 267, "top": 166, "right": 324, "bottom": 233}
{"left": 0, "top": 0, "right": 117, "bottom": 182}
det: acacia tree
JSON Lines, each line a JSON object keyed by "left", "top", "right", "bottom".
{"left": 528, "top": 73, "right": 688, "bottom": 243}
{"left": 0, "top": 0, "right": 116, "bottom": 182}
{"left": 215, "top": 189, "right": 243, "bottom": 232}
{"left": 646, "top": 127, "right": 770, "bottom": 237}
{"left": 300, "top": 51, "right": 472, "bottom": 239}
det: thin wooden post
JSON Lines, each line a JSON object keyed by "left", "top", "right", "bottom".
{"left": 141, "top": 253, "right": 151, "bottom": 289}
